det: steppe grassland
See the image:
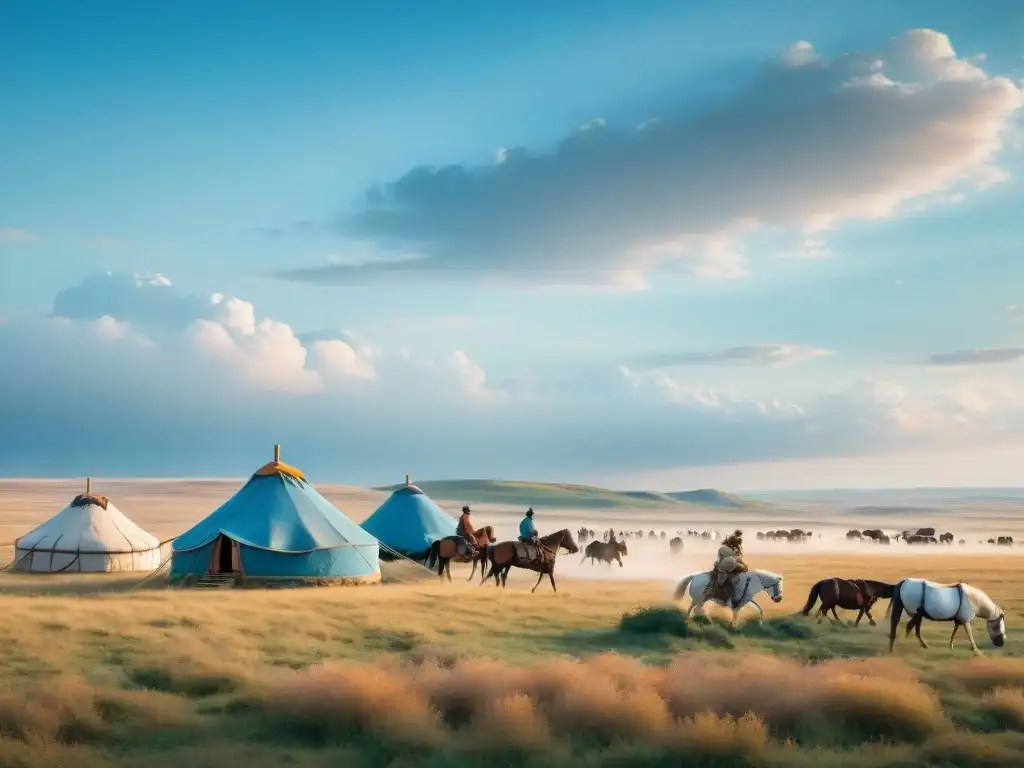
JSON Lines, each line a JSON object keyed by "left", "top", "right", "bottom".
{"left": 2, "top": 479, "right": 1024, "bottom": 766}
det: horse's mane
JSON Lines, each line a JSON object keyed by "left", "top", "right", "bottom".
{"left": 751, "top": 569, "right": 783, "bottom": 583}
{"left": 963, "top": 583, "right": 999, "bottom": 617}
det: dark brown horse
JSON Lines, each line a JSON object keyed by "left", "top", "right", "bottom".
{"left": 801, "top": 577, "right": 895, "bottom": 626}
{"left": 424, "top": 526, "right": 496, "bottom": 582}
{"left": 580, "top": 539, "right": 627, "bottom": 567}
{"left": 484, "top": 529, "right": 579, "bottom": 593}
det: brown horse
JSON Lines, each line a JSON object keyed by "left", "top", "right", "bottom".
{"left": 424, "top": 526, "right": 496, "bottom": 582}
{"left": 485, "top": 529, "right": 579, "bottom": 593}
{"left": 801, "top": 577, "right": 895, "bottom": 626}
{"left": 581, "top": 539, "right": 627, "bottom": 567}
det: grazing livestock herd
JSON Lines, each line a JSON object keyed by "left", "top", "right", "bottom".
{"left": 570, "top": 524, "right": 1018, "bottom": 559}
{"left": 845, "top": 527, "right": 1015, "bottom": 547}
{"left": 575, "top": 526, "right": 819, "bottom": 555}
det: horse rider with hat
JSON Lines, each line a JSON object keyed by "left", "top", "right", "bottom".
{"left": 519, "top": 508, "right": 539, "bottom": 543}
{"left": 706, "top": 529, "right": 748, "bottom": 603}
{"left": 455, "top": 505, "right": 478, "bottom": 556}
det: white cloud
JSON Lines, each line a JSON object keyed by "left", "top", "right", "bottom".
{"left": 276, "top": 28, "right": 1023, "bottom": 287}
{"left": 209, "top": 293, "right": 256, "bottom": 335}
{"left": 447, "top": 349, "right": 503, "bottom": 402}
{"left": 307, "top": 339, "right": 377, "bottom": 383}
{"left": 6, "top": 272, "right": 1024, "bottom": 478}
{"left": 186, "top": 316, "right": 322, "bottom": 395}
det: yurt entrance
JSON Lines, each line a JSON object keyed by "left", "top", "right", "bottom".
{"left": 209, "top": 535, "right": 241, "bottom": 575}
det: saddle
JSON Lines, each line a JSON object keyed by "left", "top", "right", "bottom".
{"left": 513, "top": 541, "right": 555, "bottom": 570}
{"left": 443, "top": 535, "right": 476, "bottom": 558}
{"left": 708, "top": 580, "right": 736, "bottom": 603}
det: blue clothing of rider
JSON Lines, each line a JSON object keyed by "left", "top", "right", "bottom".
{"left": 519, "top": 508, "right": 538, "bottom": 540}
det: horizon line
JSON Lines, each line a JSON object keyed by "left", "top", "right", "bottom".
{"left": 3, "top": 475, "right": 1024, "bottom": 495}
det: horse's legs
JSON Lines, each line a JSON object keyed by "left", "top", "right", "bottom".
{"left": 963, "top": 621, "right": 982, "bottom": 655}
{"left": 754, "top": 600, "right": 764, "bottom": 624}
{"left": 548, "top": 570, "right": 557, "bottom": 592}
{"left": 445, "top": 560, "right": 452, "bottom": 583}
{"left": 830, "top": 606, "right": 842, "bottom": 623}
{"left": 501, "top": 565, "right": 511, "bottom": 588}
{"left": 949, "top": 622, "right": 960, "bottom": 650}
{"left": 816, "top": 605, "right": 827, "bottom": 624}
{"left": 690, "top": 598, "right": 709, "bottom": 620}
{"left": 911, "top": 615, "right": 928, "bottom": 648}
{"left": 531, "top": 571, "right": 544, "bottom": 593}
{"left": 436, "top": 557, "right": 446, "bottom": 581}
{"left": 484, "top": 562, "right": 499, "bottom": 585}
{"left": 467, "top": 557, "right": 477, "bottom": 582}
{"left": 729, "top": 606, "right": 740, "bottom": 628}
{"left": 888, "top": 602, "right": 904, "bottom": 652}
{"left": 617, "top": 554, "right": 623, "bottom": 568}
{"left": 864, "top": 599, "right": 877, "bottom": 627}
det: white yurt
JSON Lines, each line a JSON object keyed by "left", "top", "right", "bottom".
{"left": 13, "top": 478, "right": 163, "bottom": 573}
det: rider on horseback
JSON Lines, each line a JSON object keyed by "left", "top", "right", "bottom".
{"left": 456, "top": 505, "right": 478, "bottom": 555}
{"left": 706, "top": 529, "right": 748, "bottom": 603}
{"left": 519, "top": 508, "right": 539, "bottom": 543}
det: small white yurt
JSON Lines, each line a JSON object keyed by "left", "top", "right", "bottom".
{"left": 13, "top": 478, "right": 163, "bottom": 573}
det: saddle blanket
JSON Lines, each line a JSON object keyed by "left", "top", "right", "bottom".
{"left": 442, "top": 536, "right": 474, "bottom": 558}
{"left": 899, "top": 579, "right": 974, "bottom": 622}
{"left": 512, "top": 542, "right": 554, "bottom": 569}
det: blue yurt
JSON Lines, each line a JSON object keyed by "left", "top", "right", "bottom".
{"left": 360, "top": 475, "right": 458, "bottom": 559}
{"left": 170, "top": 445, "right": 380, "bottom": 585}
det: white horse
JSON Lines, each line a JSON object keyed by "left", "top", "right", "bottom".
{"left": 673, "top": 569, "right": 784, "bottom": 627}
{"left": 887, "top": 578, "right": 1006, "bottom": 655}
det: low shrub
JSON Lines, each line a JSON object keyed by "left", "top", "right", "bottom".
{"left": 619, "top": 606, "right": 689, "bottom": 637}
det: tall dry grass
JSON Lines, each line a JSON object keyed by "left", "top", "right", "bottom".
{"left": 249, "top": 650, "right": 949, "bottom": 757}
{"left": 0, "top": 647, "right": 1022, "bottom": 766}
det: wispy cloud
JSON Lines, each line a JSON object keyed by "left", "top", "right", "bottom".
{"left": 639, "top": 343, "right": 834, "bottom": 369}
{"left": 921, "top": 347, "right": 1024, "bottom": 366}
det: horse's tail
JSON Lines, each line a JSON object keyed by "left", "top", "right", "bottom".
{"left": 801, "top": 580, "right": 823, "bottom": 616}
{"left": 887, "top": 580, "right": 905, "bottom": 650}
{"left": 673, "top": 573, "right": 695, "bottom": 601}
{"left": 884, "top": 585, "right": 898, "bottom": 619}
{"left": 425, "top": 540, "right": 440, "bottom": 570}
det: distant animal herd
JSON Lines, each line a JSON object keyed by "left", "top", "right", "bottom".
{"left": 571, "top": 525, "right": 1015, "bottom": 555}
{"left": 573, "top": 528, "right": 1011, "bottom": 557}
{"left": 845, "top": 527, "right": 1015, "bottom": 546}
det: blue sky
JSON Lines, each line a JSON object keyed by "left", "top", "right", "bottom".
{"left": 3, "top": 1, "right": 1024, "bottom": 489}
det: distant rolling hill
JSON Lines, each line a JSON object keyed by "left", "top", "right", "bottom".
{"left": 372, "top": 479, "right": 748, "bottom": 510}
